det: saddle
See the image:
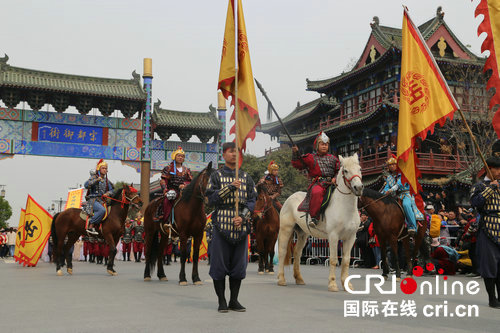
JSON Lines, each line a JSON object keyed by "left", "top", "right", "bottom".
{"left": 80, "top": 203, "right": 111, "bottom": 226}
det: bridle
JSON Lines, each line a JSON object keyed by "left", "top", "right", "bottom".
{"left": 336, "top": 166, "right": 362, "bottom": 195}
{"left": 253, "top": 192, "right": 273, "bottom": 218}
{"left": 103, "top": 188, "right": 142, "bottom": 209}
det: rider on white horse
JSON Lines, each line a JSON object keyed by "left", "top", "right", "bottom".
{"left": 291, "top": 131, "right": 340, "bottom": 227}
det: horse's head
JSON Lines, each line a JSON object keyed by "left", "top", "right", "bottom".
{"left": 252, "top": 182, "right": 270, "bottom": 220}
{"left": 123, "top": 184, "right": 143, "bottom": 210}
{"left": 199, "top": 161, "right": 215, "bottom": 192}
{"left": 183, "top": 161, "right": 215, "bottom": 203}
{"left": 338, "top": 153, "right": 364, "bottom": 196}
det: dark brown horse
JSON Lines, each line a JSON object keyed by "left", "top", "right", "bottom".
{"left": 143, "top": 162, "right": 214, "bottom": 285}
{"left": 359, "top": 188, "right": 427, "bottom": 279}
{"left": 50, "top": 185, "right": 142, "bottom": 276}
{"left": 252, "top": 183, "right": 280, "bottom": 274}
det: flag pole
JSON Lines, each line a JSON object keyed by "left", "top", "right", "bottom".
{"left": 456, "top": 107, "right": 494, "bottom": 180}
{"left": 234, "top": 0, "right": 240, "bottom": 219}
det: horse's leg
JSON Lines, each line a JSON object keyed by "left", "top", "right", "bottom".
{"left": 379, "top": 237, "right": 390, "bottom": 279}
{"left": 156, "top": 234, "right": 168, "bottom": 281}
{"left": 192, "top": 233, "right": 203, "bottom": 285}
{"left": 143, "top": 229, "right": 153, "bottom": 281}
{"left": 257, "top": 232, "right": 265, "bottom": 274}
{"left": 277, "top": 219, "right": 295, "bottom": 286}
{"left": 103, "top": 231, "right": 118, "bottom": 276}
{"left": 389, "top": 236, "right": 401, "bottom": 280}
{"left": 402, "top": 237, "right": 413, "bottom": 277}
{"left": 293, "top": 230, "right": 308, "bottom": 285}
{"left": 267, "top": 237, "right": 276, "bottom": 274}
{"left": 178, "top": 235, "right": 188, "bottom": 286}
{"left": 327, "top": 233, "right": 340, "bottom": 292}
{"left": 341, "top": 236, "right": 356, "bottom": 291}
{"left": 64, "top": 233, "right": 80, "bottom": 275}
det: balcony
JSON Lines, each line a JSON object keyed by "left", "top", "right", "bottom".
{"left": 360, "top": 150, "right": 471, "bottom": 176}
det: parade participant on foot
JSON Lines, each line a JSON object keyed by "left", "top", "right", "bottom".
{"left": 84, "top": 159, "right": 114, "bottom": 235}
{"left": 470, "top": 140, "right": 500, "bottom": 309}
{"left": 160, "top": 146, "right": 193, "bottom": 222}
{"left": 257, "top": 160, "right": 284, "bottom": 212}
{"left": 121, "top": 219, "right": 133, "bottom": 261}
{"left": 381, "top": 156, "right": 423, "bottom": 238}
{"left": 291, "top": 131, "right": 340, "bottom": 227}
{"left": 132, "top": 214, "right": 145, "bottom": 262}
{"left": 206, "top": 142, "right": 257, "bottom": 313}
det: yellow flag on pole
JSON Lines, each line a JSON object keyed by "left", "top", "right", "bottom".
{"left": 14, "top": 195, "right": 53, "bottom": 267}
{"left": 397, "top": 8, "right": 459, "bottom": 194}
{"left": 218, "top": 0, "right": 260, "bottom": 160}
{"left": 475, "top": 0, "right": 500, "bottom": 137}
{"left": 65, "top": 188, "right": 84, "bottom": 210}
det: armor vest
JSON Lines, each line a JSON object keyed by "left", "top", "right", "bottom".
{"left": 314, "top": 154, "right": 337, "bottom": 178}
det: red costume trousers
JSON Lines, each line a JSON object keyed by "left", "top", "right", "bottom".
{"left": 122, "top": 242, "right": 131, "bottom": 254}
{"left": 133, "top": 241, "right": 144, "bottom": 253}
{"left": 163, "top": 197, "right": 174, "bottom": 222}
{"left": 309, "top": 184, "right": 326, "bottom": 219}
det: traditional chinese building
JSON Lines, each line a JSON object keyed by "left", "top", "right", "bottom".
{"left": 260, "top": 7, "right": 487, "bottom": 206}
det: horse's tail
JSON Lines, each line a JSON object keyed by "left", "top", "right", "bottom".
{"left": 283, "top": 232, "right": 294, "bottom": 266}
{"left": 50, "top": 213, "right": 60, "bottom": 263}
{"left": 148, "top": 231, "right": 160, "bottom": 275}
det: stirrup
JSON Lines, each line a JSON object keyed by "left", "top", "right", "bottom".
{"left": 308, "top": 218, "right": 318, "bottom": 228}
{"left": 86, "top": 226, "right": 98, "bottom": 235}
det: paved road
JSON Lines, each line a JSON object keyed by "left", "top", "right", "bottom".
{"left": 0, "top": 258, "right": 498, "bottom": 333}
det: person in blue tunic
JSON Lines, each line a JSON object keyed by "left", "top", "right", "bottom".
{"left": 84, "top": 159, "right": 114, "bottom": 235}
{"left": 205, "top": 142, "right": 256, "bottom": 313}
{"left": 381, "top": 156, "right": 423, "bottom": 238}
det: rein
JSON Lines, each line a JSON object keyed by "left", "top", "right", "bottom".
{"left": 103, "top": 189, "right": 141, "bottom": 209}
{"left": 336, "top": 168, "right": 362, "bottom": 195}
{"left": 358, "top": 192, "right": 392, "bottom": 210}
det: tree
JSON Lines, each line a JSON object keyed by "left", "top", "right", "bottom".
{"left": 440, "top": 63, "right": 497, "bottom": 184}
{"left": 0, "top": 197, "right": 13, "bottom": 229}
{"left": 242, "top": 148, "right": 309, "bottom": 203}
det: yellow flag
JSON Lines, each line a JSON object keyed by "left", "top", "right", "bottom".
{"left": 14, "top": 195, "right": 53, "bottom": 267}
{"left": 190, "top": 213, "right": 211, "bottom": 261}
{"left": 65, "top": 188, "right": 84, "bottom": 210}
{"left": 475, "top": 0, "right": 500, "bottom": 137}
{"left": 218, "top": 0, "right": 260, "bottom": 161}
{"left": 397, "top": 8, "right": 459, "bottom": 194}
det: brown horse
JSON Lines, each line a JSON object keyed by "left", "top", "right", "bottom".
{"left": 359, "top": 188, "right": 427, "bottom": 279}
{"left": 50, "top": 185, "right": 142, "bottom": 276}
{"left": 143, "top": 162, "right": 214, "bottom": 285}
{"left": 252, "top": 183, "right": 280, "bottom": 274}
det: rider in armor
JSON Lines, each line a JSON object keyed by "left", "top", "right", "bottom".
{"left": 160, "top": 146, "right": 193, "bottom": 223}
{"left": 121, "top": 219, "right": 133, "bottom": 261}
{"left": 257, "top": 160, "right": 284, "bottom": 212}
{"left": 381, "top": 156, "right": 423, "bottom": 238}
{"left": 84, "top": 159, "right": 114, "bottom": 235}
{"left": 292, "top": 131, "right": 340, "bottom": 227}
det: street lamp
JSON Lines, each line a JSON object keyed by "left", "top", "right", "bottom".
{"left": 0, "top": 185, "right": 6, "bottom": 198}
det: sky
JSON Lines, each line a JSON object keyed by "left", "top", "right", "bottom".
{"left": 0, "top": 0, "right": 485, "bottom": 226}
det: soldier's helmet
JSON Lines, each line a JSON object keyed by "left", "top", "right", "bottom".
{"left": 486, "top": 140, "right": 500, "bottom": 168}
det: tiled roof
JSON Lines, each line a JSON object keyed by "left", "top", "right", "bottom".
{"left": 152, "top": 101, "right": 222, "bottom": 131}
{"left": 0, "top": 56, "right": 145, "bottom": 101}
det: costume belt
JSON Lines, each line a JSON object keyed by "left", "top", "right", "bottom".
{"left": 312, "top": 176, "right": 331, "bottom": 183}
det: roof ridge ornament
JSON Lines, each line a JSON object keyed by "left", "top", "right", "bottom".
{"left": 0, "top": 53, "right": 9, "bottom": 64}
{"left": 131, "top": 70, "right": 140, "bottom": 82}
{"left": 370, "top": 16, "right": 379, "bottom": 28}
{"left": 154, "top": 98, "right": 161, "bottom": 109}
{"left": 436, "top": 6, "right": 444, "bottom": 20}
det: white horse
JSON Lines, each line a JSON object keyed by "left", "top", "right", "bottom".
{"left": 277, "top": 154, "right": 364, "bottom": 292}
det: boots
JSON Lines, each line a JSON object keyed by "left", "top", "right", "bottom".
{"left": 134, "top": 252, "right": 138, "bottom": 262}
{"left": 228, "top": 278, "right": 246, "bottom": 312}
{"left": 484, "top": 278, "right": 500, "bottom": 308}
{"left": 123, "top": 253, "right": 127, "bottom": 261}
{"left": 213, "top": 279, "right": 228, "bottom": 313}
{"left": 127, "top": 252, "right": 131, "bottom": 261}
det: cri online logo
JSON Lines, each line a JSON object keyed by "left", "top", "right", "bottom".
{"left": 344, "top": 263, "right": 481, "bottom": 295}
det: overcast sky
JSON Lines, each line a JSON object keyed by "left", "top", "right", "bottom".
{"left": 0, "top": 0, "right": 485, "bottom": 226}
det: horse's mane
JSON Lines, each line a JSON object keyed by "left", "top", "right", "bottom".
{"left": 109, "top": 188, "right": 124, "bottom": 205}
{"left": 339, "top": 154, "right": 360, "bottom": 170}
{"left": 180, "top": 165, "right": 215, "bottom": 202}
{"left": 362, "top": 188, "right": 397, "bottom": 205}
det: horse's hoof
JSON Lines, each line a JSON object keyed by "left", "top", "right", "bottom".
{"left": 267, "top": 271, "right": 275, "bottom": 275}
{"left": 179, "top": 281, "right": 188, "bottom": 286}
{"left": 160, "top": 277, "right": 168, "bottom": 281}
{"left": 258, "top": 271, "right": 264, "bottom": 275}
{"left": 396, "top": 277, "right": 401, "bottom": 282}
{"left": 67, "top": 268, "right": 73, "bottom": 275}
{"left": 328, "top": 285, "right": 339, "bottom": 292}
{"left": 107, "top": 270, "right": 118, "bottom": 276}
{"left": 56, "top": 270, "right": 63, "bottom": 276}
{"left": 295, "top": 279, "right": 305, "bottom": 285}
{"left": 277, "top": 280, "right": 287, "bottom": 286}
{"left": 383, "top": 275, "right": 388, "bottom": 280}
{"left": 265, "top": 269, "right": 269, "bottom": 273}
{"left": 194, "top": 281, "right": 203, "bottom": 285}
{"left": 344, "top": 282, "right": 354, "bottom": 291}
{"left": 144, "top": 277, "right": 152, "bottom": 281}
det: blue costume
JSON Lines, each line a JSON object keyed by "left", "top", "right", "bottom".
{"left": 382, "top": 172, "right": 423, "bottom": 232}
{"left": 84, "top": 161, "right": 114, "bottom": 227}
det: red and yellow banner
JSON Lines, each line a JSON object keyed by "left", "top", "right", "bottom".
{"left": 14, "top": 195, "right": 53, "bottom": 267}
{"left": 218, "top": 0, "right": 260, "bottom": 164}
{"left": 397, "top": 8, "right": 459, "bottom": 194}
{"left": 64, "top": 188, "right": 84, "bottom": 210}
{"left": 475, "top": 0, "right": 500, "bottom": 137}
